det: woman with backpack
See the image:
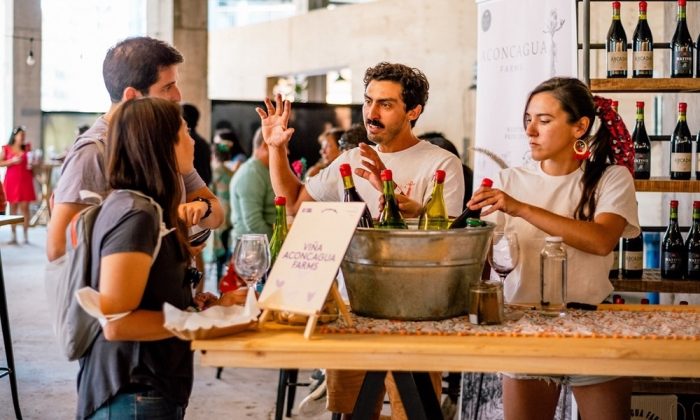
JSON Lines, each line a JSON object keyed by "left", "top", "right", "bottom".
{"left": 76, "top": 97, "right": 215, "bottom": 420}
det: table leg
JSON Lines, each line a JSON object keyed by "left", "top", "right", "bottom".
{"left": 0, "top": 248, "right": 23, "bottom": 419}
{"left": 353, "top": 371, "right": 387, "bottom": 419}
{"left": 393, "top": 372, "right": 443, "bottom": 420}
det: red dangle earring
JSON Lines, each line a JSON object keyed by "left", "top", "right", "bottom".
{"left": 573, "top": 139, "right": 590, "bottom": 160}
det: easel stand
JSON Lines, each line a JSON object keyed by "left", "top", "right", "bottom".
{"left": 259, "top": 283, "right": 352, "bottom": 339}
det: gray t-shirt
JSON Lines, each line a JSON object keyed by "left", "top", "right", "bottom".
{"left": 76, "top": 191, "right": 193, "bottom": 419}
{"left": 54, "top": 117, "right": 206, "bottom": 204}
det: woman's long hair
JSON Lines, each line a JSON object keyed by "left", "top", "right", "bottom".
{"left": 106, "top": 97, "right": 190, "bottom": 259}
{"left": 524, "top": 77, "right": 615, "bottom": 221}
{"left": 8, "top": 127, "right": 27, "bottom": 150}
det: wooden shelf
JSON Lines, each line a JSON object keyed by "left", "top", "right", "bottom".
{"left": 612, "top": 269, "right": 700, "bottom": 293}
{"left": 590, "top": 78, "right": 700, "bottom": 93}
{"left": 633, "top": 377, "right": 700, "bottom": 395}
{"left": 634, "top": 178, "right": 700, "bottom": 192}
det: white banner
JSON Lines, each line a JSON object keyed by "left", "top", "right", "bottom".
{"left": 474, "top": 0, "right": 577, "bottom": 182}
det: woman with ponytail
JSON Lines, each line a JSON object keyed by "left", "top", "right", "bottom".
{"left": 469, "top": 77, "right": 639, "bottom": 420}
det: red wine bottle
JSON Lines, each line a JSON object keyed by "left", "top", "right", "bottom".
{"left": 671, "top": 0, "right": 694, "bottom": 78}
{"left": 607, "top": 1, "right": 628, "bottom": 78}
{"left": 377, "top": 169, "right": 407, "bottom": 229}
{"left": 633, "top": 1, "right": 653, "bottom": 78}
{"left": 449, "top": 178, "right": 493, "bottom": 229}
{"left": 685, "top": 201, "right": 700, "bottom": 280}
{"left": 339, "top": 163, "right": 374, "bottom": 228}
{"left": 671, "top": 102, "right": 692, "bottom": 180}
{"left": 632, "top": 101, "right": 651, "bottom": 179}
{"left": 622, "top": 232, "right": 643, "bottom": 279}
{"left": 609, "top": 239, "right": 620, "bottom": 278}
{"left": 661, "top": 200, "right": 685, "bottom": 279}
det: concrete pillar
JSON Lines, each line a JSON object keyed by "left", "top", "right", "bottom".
{"left": 174, "top": 0, "right": 209, "bottom": 139}
{"left": 11, "top": 0, "right": 41, "bottom": 148}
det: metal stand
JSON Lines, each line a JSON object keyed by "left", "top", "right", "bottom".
{"left": 0, "top": 246, "right": 23, "bottom": 419}
{"left": 353, "top": 371, "right": 443, "bottom": 420}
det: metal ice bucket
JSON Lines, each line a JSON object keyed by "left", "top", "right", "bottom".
{"left": 341, "top": 220, "right": 495, "bottom": 320}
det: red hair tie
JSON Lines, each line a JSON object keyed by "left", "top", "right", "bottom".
{"left": 593, "top": 96, "right": 635, "bottom": 175}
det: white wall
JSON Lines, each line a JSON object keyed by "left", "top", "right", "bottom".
{"left": 209, "top": 0, "right": 477, "bottom": 159}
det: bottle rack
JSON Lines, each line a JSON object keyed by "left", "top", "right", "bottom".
{"left": 611, "top": 269, "right": 700, "bottom": 292}
{"left": 582, "top": 0, "right": 700, "bottom": 290}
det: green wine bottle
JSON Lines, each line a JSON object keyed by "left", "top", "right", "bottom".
{"left": 269, "top": 196, "right": 288, "bottom": 266}
{"left": 449, "top": 178, "right": 493, "bottom": 229}
{"left": 378, "top": 169, "right": 407, "bottom": 229}
{"left": 418, "top": 170, "right": 448, "bottom": 230}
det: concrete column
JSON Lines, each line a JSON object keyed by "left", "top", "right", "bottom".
{"left": 174, "top": 0, "right": 210, "bottom": 140}
{"left": 11, "top": 0, "right": 41, "bottom": 148}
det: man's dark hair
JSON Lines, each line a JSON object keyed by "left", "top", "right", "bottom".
{"left": 215, "top": 120, "right": 233, "bottom": 132}
{"left": 182, "top": 103, "right": 200, "bottom": 130}
{"left": 363, "top": 62, "right": 429, "bottom": 127}
{"left": 102, "top": 37, "right": 184, "bottom": 103}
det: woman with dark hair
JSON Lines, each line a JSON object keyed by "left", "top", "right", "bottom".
{"left": 469, "top": 77, "right": 639, "bottom": 420}
{"left": 76, "top": 97, "right": 209, "bottom": 420}
{"left": 1, "top": 126, "right": 36, "bottom": 244}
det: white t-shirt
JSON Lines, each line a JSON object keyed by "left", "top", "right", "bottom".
{"left": 305, "top": 140, "right": 465, "bottom": 218}
{"left": 483, "top": 163, "right": 640, "bottom": 305}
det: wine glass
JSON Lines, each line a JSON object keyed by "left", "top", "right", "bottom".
{"left": 232, "top": 234, "right": 271, "bottom": 297}
{"left": 488, "top": 231, "right": 519, "bottom": 284}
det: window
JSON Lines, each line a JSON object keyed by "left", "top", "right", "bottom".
{"left": 41, "top": 0, "right": 146, "bottom": 112}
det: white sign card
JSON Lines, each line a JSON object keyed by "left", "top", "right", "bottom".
{"left": 258, "top": 201, "right": 365, "bottom": 316}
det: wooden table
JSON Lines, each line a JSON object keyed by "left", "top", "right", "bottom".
{"left": 193, "top": 322, "right": 700, "bottom": 378}
{"left": 0, "top": 215, "right": 25, "bottom": 419}
{"left": 193, "top": 314, "right": 700, "bottom": 419}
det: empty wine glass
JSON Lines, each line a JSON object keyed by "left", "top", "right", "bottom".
{"left": 488, "top": 231, "right": 519, "bottom": 284}
{"left": 232, "top": 234, "right": 271, "bottom": 296}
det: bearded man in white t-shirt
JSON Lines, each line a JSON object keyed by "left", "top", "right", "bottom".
{"left": 257, "top": 62, "right": 464, "bottom": 420}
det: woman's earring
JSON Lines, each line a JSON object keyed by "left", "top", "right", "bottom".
{"left": 573, "top": 139, "right": 590, "bottom": 160}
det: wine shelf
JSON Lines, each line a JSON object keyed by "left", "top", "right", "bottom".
{"left": 634, "top": 178, "right": 700, "bottom": 192}
{"left": 611, "top": 269, "right": 700, "bottom": 293}
{"left": 590, "top": 78, "right": 700, "bottom": 93}
{"left": 633, "top": 377, "right": 700, "bottom": 395}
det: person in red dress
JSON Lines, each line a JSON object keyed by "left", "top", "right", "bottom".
{"left": 1, "top": 127, "right": 36, "bottom": 244}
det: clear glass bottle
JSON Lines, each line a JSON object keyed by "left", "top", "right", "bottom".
{"left": 418, "top": 169, "right": 448, "bottom": 230}
{"left": 540, "top": 237, "right": 567, "bottom": 315}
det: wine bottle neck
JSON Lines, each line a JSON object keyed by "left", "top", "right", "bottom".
{"left": 678, "top": 6, "right": 686, "bottom": 21}
{"left": 693, "top": 209, "right": 700, "bottom": 222}
{"left": 638, "top": 11, "right": 647, "bottom": 20}
{"left": 636, "top": 109, "right": 644, "bottom": 122}
{"left": 274, "top": 205, "right": 287, "bottom": 233}
{"left": 678, "top": 112, "right": 687, "bottom": 123}
{"left": 342, "top": 175, "right": 355, "bottom": 190}
{"left": 669, "top": 208, "right": 679, "bottom": 223}
{"left": 613, "top": 9, "right": 621, "bottom": 20}
{"left": 382, "top": 180, "right": 395, "bottom": 198}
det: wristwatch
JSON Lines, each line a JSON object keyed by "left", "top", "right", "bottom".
{"left": 194, "top": 197, "right": 212, "bottom": 219}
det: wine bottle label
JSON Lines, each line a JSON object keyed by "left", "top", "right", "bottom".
{"left": 688, "top": 252, "right": 700, "bottom": 273}
{"left": 623, "top": 251, "right": 643, "bottom": 270}
{"left": 673, "top": 50, "right": 693, "bottom": 74}
{"left": 633, "top": 51, "right": 653, "bottom": 71}
{"left": 607, "top": 51, "right": 628, "bottom": 71}
{"left": 634, "top": 152, "right": 650, "bottom": 173}
{"left": 662, "top": 251, "right": 683, "bottom": 271}
{"left": 671, "top": 153, "right": 691, "bottom": 172}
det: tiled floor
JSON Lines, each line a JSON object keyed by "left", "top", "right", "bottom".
{"left": 0, "top": 225, "right": 329, "bottom": 420}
